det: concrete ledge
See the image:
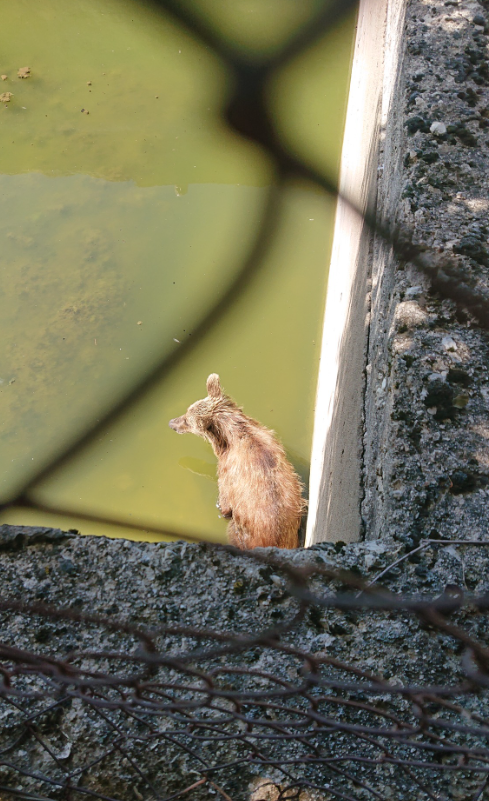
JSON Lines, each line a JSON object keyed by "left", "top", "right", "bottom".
{"left": 1, "top": 525, "right": 489, "bottom": 798}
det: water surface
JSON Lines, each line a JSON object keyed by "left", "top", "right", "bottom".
{"left": 0, "top": 0, "right": 354, "bottom": 542}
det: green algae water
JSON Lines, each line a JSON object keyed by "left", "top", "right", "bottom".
{"left": 0, "top": 0, "right": 355, "bottom": 542}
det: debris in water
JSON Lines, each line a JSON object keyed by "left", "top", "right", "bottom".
{"left": 17, "top": 66, "right": 31, "bottom": 79}
{"left": 87, "top": 80, "right": 92, "bottom": 85}
{"left": 137, "top": 321, "right": 142, "bottom": 325}
{"left": 81, "top": 108, "right": 89, "bottom": 114}
{"left": 0, "top": 92, "right": 13, "bottom": 103}
{"left": 1, "top": 75, "right": 7, "bottom": 81}
{"left": 173, "top": 338, "right": 180, "bottom": 343}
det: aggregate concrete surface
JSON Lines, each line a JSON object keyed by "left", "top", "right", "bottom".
{"left": 2, "top": 525, "right": 489, "bottom": 799}
{"left": 363, "top": 0, "right": 489, "bottom": 550}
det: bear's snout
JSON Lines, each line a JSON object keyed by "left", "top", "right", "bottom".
{"left": 169, "top": 416, "right": 187, "bottom": 433}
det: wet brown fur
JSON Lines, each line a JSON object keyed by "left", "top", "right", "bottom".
{"left": 169, "top": 374, "right": 306, "bottom": 549}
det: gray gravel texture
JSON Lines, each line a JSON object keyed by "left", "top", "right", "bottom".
{"left": 363, "top": 0, "right": 489, "bottom": 549}
{"left": 2, "top": 525, "right": 489, "bottom": 800}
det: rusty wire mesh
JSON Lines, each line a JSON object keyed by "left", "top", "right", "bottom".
{"left": 2, "top": 0, "right": 489, "bottom": 798}
{"left": 2, "top": 542, "right": 489, "bottom": 800}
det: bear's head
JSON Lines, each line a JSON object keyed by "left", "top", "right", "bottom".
{"left": 169, "top": 374, "right": 229, "bottom": 443}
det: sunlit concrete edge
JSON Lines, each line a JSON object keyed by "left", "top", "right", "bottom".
{"left": 306, "top": 0, "right": 407, "bottom": 545}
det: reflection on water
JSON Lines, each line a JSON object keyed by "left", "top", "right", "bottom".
{"left": 178, "top": 458, "right": 217, "bottom": 481}
{"left": 0, "top": 0, "right": 354, "bottom": 542}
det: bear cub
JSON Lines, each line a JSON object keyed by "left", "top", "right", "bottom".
{"left": 169, "top": 374, "right": 306, "bottom": 549}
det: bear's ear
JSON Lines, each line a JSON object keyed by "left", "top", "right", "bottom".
{"left": 206, "top": 373, "right": 222, "bottom": 398}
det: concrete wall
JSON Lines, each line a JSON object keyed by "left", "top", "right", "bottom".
{"left": 307, "top": 0, "right": 407, "bottom": 544}
{"left": 309, "top": 0, "right": 489, "bottom": 546}
{"left": 2, "top": 524, "right": 488, "bottom": 800}
{"left": 362, "top": 0, "right": 489, "bottom": 544}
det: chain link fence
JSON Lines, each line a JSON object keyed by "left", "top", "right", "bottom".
{"left": 2, "top": 0, "right": 489, "bottom": 798}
